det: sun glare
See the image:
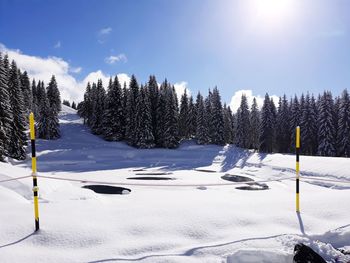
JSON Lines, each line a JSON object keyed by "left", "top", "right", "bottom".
{"left": 246, "top": 0, "right": 297, "bottom": 31}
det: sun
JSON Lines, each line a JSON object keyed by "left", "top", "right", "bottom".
{"left": 245, "top": 0, "right": 297, "bottom": 31}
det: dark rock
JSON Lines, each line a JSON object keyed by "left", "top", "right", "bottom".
{"left": 82, "top": 185, "right": 131, "bottom": 195}
{"left": 235, "top": 182, "right": 269, "bottom": 191}
{"left": 221, "top": 174, "right": 254, "bottom": 182}
{"left": 293, "top": 243, "right": 326, "bottom": 263}
{"left": 127, "top": 177, "right": 174, "bottom": 180}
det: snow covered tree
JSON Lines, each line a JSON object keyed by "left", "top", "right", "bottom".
{"left": 178, "top": 90, "right": 189, "bottom": 139}
{"left": 31, "top": 79, "right": 40, "bottom": 118}
{"left": 223, "top": 104, "right": 234, "bottom": 144}
{"left": 259, "top": 94, "right": 276, "bottom": 153}
{"left": 300, "top": 93, "right": 318, "bottom": 155}
{"left": 134, "top": 85, "right": 155, "bottom": 148}
{"left": 20, "top": 71, "right": 32, "bottom": 116}
{"left": 102, "top": 76, "right": 124, "bottom": 141}
{"left": 7, "top": 61, "right": 27, "bottom": 159}
{"left": 79, "top": 83, "right": 93, "bottom": 125}
{"left": 289, "top": 95, "right": 301, "bottom": 151}
{"left": 163, "top": 85, "right": 179, "bottom": 148}
{"left": 46, "top": 75, "right": 61, "bottom": 112}
{"left": 276, "top": 95, "right": 290, "bottom": 153}
{"left": 147, "top": 75, "right": 159, "bottom": 141}
{"left": 63, "top": 100, "right": 70, "bottom": 107}
{"left": 209, "top": 87, "right": 225, "bottom": 145}
{"left": 45, "top": 75, "right": 61, "bottom": 139}
{"left": 196, "top": 92, "right": 210, "bottom": 144}
{"left": 250, "top": 98, "right": 260, "bottom": 150}
{"left": 317, "top": 91, "right": 336, "bottom": 156}
{"left": 155, "top": 80, "right": 167, "bottom": 147}
{"left": 125, "top": 75, "right": 139, "bottom": 145}
{"left": 187, "top": 96, "right": 196, "bottom": 138}
{"left": 235, "top": 94, "right": 251, "bottom": 148}
{"left": 37, "top": 90, "right": 51, "bottom": 139}
{"left": 91, "top": 79, "right": 106, "bottom": 135}
{"left": 337, "top": 89, "right": 350, "bottom": 157}
{"left": 71, "top": 101, "right": 77, "bottom": 109}
{"left": 0, "top": 53, "right": 13, "bottom": 160}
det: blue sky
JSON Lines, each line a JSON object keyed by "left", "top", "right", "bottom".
{"left": 1, "top": 0, "right": 350, "bottom": 106}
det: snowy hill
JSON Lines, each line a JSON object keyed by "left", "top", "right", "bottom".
{"left": 0, "top": 104, "right": 350, "bottom": 262}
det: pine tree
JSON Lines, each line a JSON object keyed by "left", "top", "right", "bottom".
{"left": 209, "top": 87, "right": 225, "bottom": 145}
{"left": 71, "top": 101, "right": 77, "bottom": 109}
{"left": 259, "top": 94, "right": 276, "bottom": 153}
{"left": 223, "top": 104, "right": 234, "bottom": 144}
{"left": 333, "top": 96, "right": 341, "bottom": 155}
{"left": 276, "top": 95, "right": 290, "bottom": 153}
{"left": 63, "top": 100, "right": 70, "bottom": 107}
{"left": 31, "top": 79, "right": 40, "bottom": 118}
{"left": 290, "top": 95, "right": 301, "bottom": 151}
{"left": 337, "top": 89, "right": 350, "bottom": 157}
{"left": 178, "top": 90, "right": 189, "bottom": 139}
{"left": 45, "top": 76, "right": 61, "bottom": 139}
{"left": 235, "top": 94, "right": 251, "bottom": 148}
{"left": 250, "top": 98, "right": 260, "bottom": 150}
{"left": 20, "top": 71, "right": 32, "bottom": 116}
{"left": 135, "top": 85, "right": 155, "bottom": 148}
{"left": 79, "top": 83, "right": 93, "bottom": 125}
{"left": 300, "top": 93, "right": 318, "bottom": 155}
{"left": 0, "top": 53, "right": 13, "bottom": 160}
{"left": 187, "top": 96, "right": 196, "bottom": 138}
{"left": 163, "top": 85, "right": 179, "bottom": 148}
{"left": 102, "top": 76, "right": 124, "bottom": 141}
{"left": 37, "top": 90, "right": 51, "bottom": 139}
{"left": 125, "top": 75, "right": 139, "bottom": 145}
{"left": 7, "top": 61, "right": 27, "bottom": 159}
{"left": 46, "top": 75, "right": 61, "bottom": 112}
{"left": 147, "top": 75, "right": 159, "bottom": 142}
{"left": 121, "top": 82, "right": 128, "bottom": 139}
{"left": 317, "top": 91, "right": 336, "bottom": 156}
{"left": 91, "top": 79, "right": 106, "bottom": 135}
{"left": 155, "top": 80, "right": 167, "bottom": 147}
{"left": 195, "top": 92, "right": 210, "bottom": 144}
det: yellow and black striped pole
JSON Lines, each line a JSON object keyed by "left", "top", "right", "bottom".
{"left": 296, "top": 126, "right": 300, "bottom": 213}
{"left": 30, "top": 112, "right": 40, "bottom": 231}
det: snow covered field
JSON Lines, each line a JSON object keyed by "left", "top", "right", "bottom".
{"left": 0, "top": 105, "right": 350, "bottom": 263}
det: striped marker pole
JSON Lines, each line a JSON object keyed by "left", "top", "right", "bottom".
{"left": 30, "top": 112, "right": 40, "bottom": 231}
{"left": 296, "top": 126, "right": 300, "bottom": 212}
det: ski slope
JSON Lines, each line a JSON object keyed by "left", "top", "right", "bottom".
{"left": 0, "top": 105, "right": 349, "bottom": 263}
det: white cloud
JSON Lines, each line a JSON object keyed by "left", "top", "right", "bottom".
{"left": 105, "top": 54, "right": 127, "bottom": 64}
{"left": 229, "top": 89, "right": 279, "bottom": 113}
{"left": 54, "top": 41, "right": 61, "bottom": 49}
{"left": 99, "top": 27, "right": 112, "bottom": 35}
{"left": 70, "top": 67, "right": 82, "bottom": 74}
{"left": 0, "top": 43, "right": 187, "bottom": 106}
{"left": 173, "top": 81, "right": 191, "bottom": 100}
{"left": 0, "top": 43, "right": 130, "bottom": 102}
{"left": 98, "top": 27, "right": 112, "bottom": 43}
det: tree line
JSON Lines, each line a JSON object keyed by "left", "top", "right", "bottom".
{"left": 0, "top": 53, "right": 61, "bottom": 161}
{"left": 77, "top": 74, "right": 350, "bottom": 157}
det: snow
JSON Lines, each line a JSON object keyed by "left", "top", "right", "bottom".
{"left": 0, "top": 104, "right": 350, "bottom": 262}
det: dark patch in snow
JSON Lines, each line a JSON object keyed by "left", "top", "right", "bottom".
{"left": 135, "top": 172, "right": 172, "bottom": 175}
{"left": 195, "top": 169, "right": 217, "bottom": 173}
{"left": 236, "top": 182, "right": 269, "bottom": 191}
{"left": 221, "top": 174, "right": 254, "bottom": 182}
{"left": 127, "top": 177, "right": 174, "bottom": 180}
{"left": 197, "top": 186, "right": 207, "bottom": 190}
{"left": 82, "top": 185, "right": 131, "bottom": 195}
{"left": 293, "top": 243, "right": 326, "bottom": 263}
{"left": 337, "top": 247, "right": 350, "bottom": 255}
